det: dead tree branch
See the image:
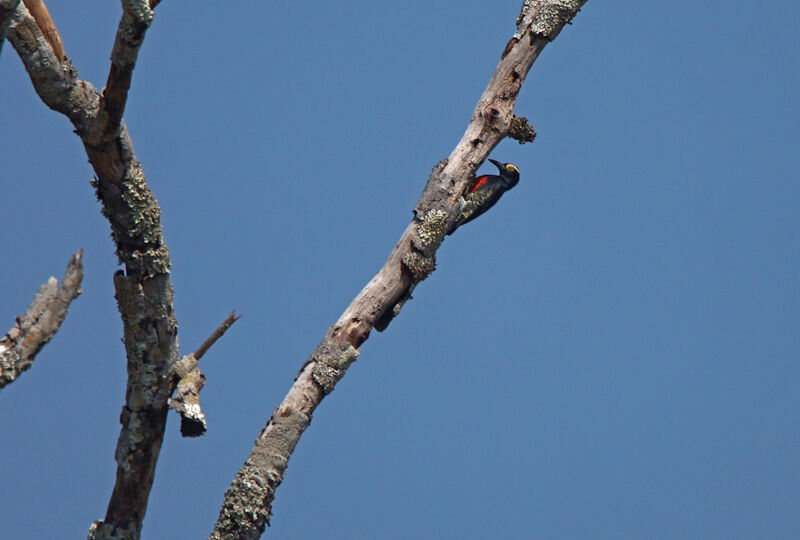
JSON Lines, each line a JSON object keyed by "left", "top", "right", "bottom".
{"left": 168, "top": 353, "right": 207, "bottom": 437}
{"left": 21, "top": 0, "right": 63, "bottom": 61}
{"left": 0, "top": 0, "right": 21, "bottom": 56}
{"left": 0, "top": 249, "right": 83, "bottom": 389}
{"left": 101, "top": 0, "right": 154, "bottom": 138}
{"left": 7, "top": 3, "right": 178, "bottom": 538}
{"left": 168, "top": 312, "right": 241, "bottom": 437}
{"left": 194, "top": 311, "right": 241, "bottom": 361}
{"left": 210, "top": 1, "right": 588, "bottom": 538}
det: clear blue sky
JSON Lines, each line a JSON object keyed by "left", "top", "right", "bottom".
{"left": 2, "top": 1, "right": 798, "bottom": 538}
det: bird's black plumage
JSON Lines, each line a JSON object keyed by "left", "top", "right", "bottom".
{"left": 447, "top": 158, "right": 520, "bottom": 235}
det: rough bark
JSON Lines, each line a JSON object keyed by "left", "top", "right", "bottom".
{"left": 8, "top": 3, "right": 176, "bottom": 539}
{"left": 0, "top": 249, "right": 83, "bottom": 389}
{"left": 0, "top": 0, "right": 21, "bottom": 56}
{"left": 169, "top": 312, "right": 241, "bottom": 437}
{"left": 101, "top": 0, "right": 154, "bottom": 139}
{"left": 210, "top": 1, "right": 588, "bottom": 538}
{"left": 21, "top": 0, "right": 63, "bottom": 61}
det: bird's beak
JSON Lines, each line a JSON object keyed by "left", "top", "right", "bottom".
{"left": 488, "top": 158, "right": 502, "bottom": 170}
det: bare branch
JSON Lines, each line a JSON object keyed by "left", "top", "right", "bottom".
{"left": 194, "top": 310, "right": 241, "bottom": 361}
{"left": 100, "top": 0, "right": 154, "bottom": 137}
{"left": 168, "top": 311, "right": 241, "bottom": 437}
{"left": 6, "top": 5, "right": 99, "bottom": 134}
{"left": 0, "top": 249, "right": 83, "bottom": 390}
{"left": 212, "top": 331, "right": 358, "bottom": 539}
{"left": 21, "top": 0, "right": 63, "bottom": 61}
{"left": 168, "top": 354, "right": 206, "bottom": 437}
{"left": 210, "top": 1, "right": 588, "bottom": 537}
{"left": 0, "top": 0, "right": 21, "bottom": 56}
{"left": 9, "top": 4, "right": 175, "bottom": 539}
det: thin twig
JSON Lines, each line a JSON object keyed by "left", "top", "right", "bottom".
{"left": 167, "top": 311, "right": 241, "bottom": 437}
{"left": 194, "top": 311, "right": 241, "bottom": 361}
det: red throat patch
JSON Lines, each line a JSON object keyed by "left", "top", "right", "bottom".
{"left": 469, "top": 176, "right": 488, "bottom": 193}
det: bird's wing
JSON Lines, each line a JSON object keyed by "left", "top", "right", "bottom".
{"left": 457, "top": 188, "right": 504, "bottom": 228}
{"left": 469, "top": 175, "right": 489, "bottom": 193}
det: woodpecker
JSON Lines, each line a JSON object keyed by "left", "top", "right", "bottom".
{"left": 448, "top": 158, "right": 520, "bottom": 235}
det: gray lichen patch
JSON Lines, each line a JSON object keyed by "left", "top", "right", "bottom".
{"left": 121, "top": 164, "right": 160, "bottom": 238}
{"left": 113, "top": 272, "right": 175, "bottom": 408}
{"left": 413, "top": 158, "right": 450, "bottom": 219}
{"left": 516, "top": 0, "right": 536, "bottom": 27}
{"left": 214, "top": 462, "right": 273, "bottom": 536}
{"left": 93, "top": 161, "right": 171, "bottom": 277}
{"left": 170, "top": 353, "right": 197, "bottom": 379}
{"left": 310, "top": 332, "right": 360, "bottom": 394}
{"left": 120, "top": 165, "right": 170, "bottom": 274}
{"left": 115, "top": 407, "right": 147, "bottom": 471}
{"left": 534, "top": 1, "right": 583, "bottom": 39}
{"left": 168, "top": 356, "right": 207, "bottom": 437}
{"left": 417, "top": 209, "right": 448, "bottom": 250}
{"left": 114, "top": 2, "right": 154, "bottom": 67}
{"left": 509, "top": 115, "right": 537, "bottom": 144}
{"left": 211, "top": 409, "right": 309, "bottom": 536}
{"left": 127, "top": 354, "right": 171, "bottom": 402}
{"left": 87, "top": 519, "right": 138, "bottom": 540}
{"left": 122, "top": 0, "right": 154, "bottom": 25}
{"left": 402, "top": 251, "right": 436, "bottom": 283}
{"left": 516, "top": 0, "right": 583, "bottom": 40}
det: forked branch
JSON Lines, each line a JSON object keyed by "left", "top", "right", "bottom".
{"left": 8, "top": 3, "right": 178, "bottom": 539}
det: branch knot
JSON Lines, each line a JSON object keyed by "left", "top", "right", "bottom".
{"left": 508, "top": 115, "right": 537, "bottom": 144}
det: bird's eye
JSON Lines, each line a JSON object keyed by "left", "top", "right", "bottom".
{"left": 506, "top": 164, "right": 519, "bottom": 173}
